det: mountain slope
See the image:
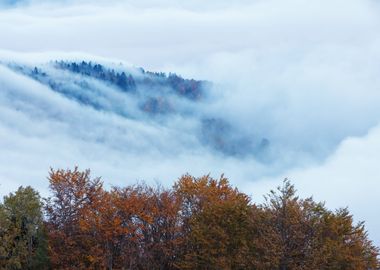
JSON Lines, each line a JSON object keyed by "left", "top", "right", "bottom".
{"left": 1, "top": 59, "right": 268, "bottom": 158}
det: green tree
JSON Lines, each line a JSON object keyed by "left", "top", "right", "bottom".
{"left": 174, "top": 174, "right": 252, "bottom": 270}
{"left": 0, "top": 186, "right": 49, "bottom": 270}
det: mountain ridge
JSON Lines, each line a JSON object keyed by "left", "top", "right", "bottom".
{"left": 0, "top": 59, "right": 269, "bottom": 158}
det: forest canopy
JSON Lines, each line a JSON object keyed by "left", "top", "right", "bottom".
{"left": 0, "top": 168, "right": 379, "bottom": 270}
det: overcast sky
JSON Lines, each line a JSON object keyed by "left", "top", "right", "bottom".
{"left": 1, "top": 0, "right": 380, "bottom": 244}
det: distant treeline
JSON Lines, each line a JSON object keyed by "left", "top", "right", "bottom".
{"left": 20, "top": 61, "right": 208, "bottom": 115}
{"left": 55, "top": 61, "right": 206, "bottom": 101}
{"left": 0, "top": 168, "right": 379, "bottom": 269}
{"left": 8, "top": 60, "right": 208, "bottom": 114}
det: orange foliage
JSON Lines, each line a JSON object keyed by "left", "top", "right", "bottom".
{"left": 43, "top": 169, "right": 379, "bottom": 270}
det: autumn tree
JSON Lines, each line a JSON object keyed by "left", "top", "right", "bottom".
{"left": 137, "top": 185, "right": 181, "bottom": 270}
{"left": 45, "top": 168, "right": 181, "bottom": 270}
{"left": 45, "top": 167, "right": 104, "bottom": 269}
{"left": 315, "top": 208, "right": 380, "bottom": 269}
{"left": 103, "top": 184, "right": 181, "bottom": 270}
{"left": 259, "top": 179, "right": 380, "bottom": 270}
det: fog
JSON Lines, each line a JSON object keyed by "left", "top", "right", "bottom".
{"left": 1, "top": 0, "right": 380, "bottom": 243}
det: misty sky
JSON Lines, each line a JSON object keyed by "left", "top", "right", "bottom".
{"left": 1, "top": 0, "right": 380, "bottom": 244}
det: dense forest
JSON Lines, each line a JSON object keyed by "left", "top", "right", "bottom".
{"left": 0, "top": 168, "right": 379, "bottom": 270}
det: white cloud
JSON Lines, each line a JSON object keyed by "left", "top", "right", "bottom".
{"left": 248, "top": 124, "right": 380, "bottom": 244}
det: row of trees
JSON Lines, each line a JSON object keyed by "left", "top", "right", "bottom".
{"left": 54, "top": 61, "right": 206, "bottom": 101}
{"left": 55, "top": 61, "right": 137, "bottom": 92}
{"left": 1, "top": 168, "right": 379, "bottom": 269}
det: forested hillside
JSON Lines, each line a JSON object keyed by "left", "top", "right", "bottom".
{"left": 1, "top": 60, "right": 268, "bottom": 158}
{"left": 7, "top": 61, "right": 206, "bottom": 114}
{"left": 0, "top": 168, "right": 379, "bottom": 269}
